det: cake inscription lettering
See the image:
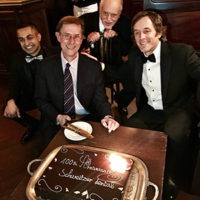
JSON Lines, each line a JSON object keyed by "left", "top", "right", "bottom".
{"left": 79, "top": 155, "right": 91, "bottom": 168}
{"left": 60, "top": 158, "right": 78, "bottom": 166}
{"left": 95, "top": 176, "right": 115, "bottom": 189}
{"left": 58, "top": 168, "right": 93, "bottom": 182}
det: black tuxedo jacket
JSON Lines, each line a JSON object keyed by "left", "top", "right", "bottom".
{"left": 80, "top": 11, "right": 132, "bottom": 58}
{"left": 35, "top": 53, "right": 112, "bottom": 125}
{"left": 119, "top": 42, "right": 200, "bottom": 114}
{"left": 8, "top": 46, "right": 59, "bottom": 110}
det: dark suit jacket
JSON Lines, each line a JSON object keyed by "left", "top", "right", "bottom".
{"left": 8, "top": 46, "right": 59, "bottom": 110}
{"left": 118, "top": 42, "right": 200, "bottom": 115}
{"left": 35, "top": 53, "right": 112, "bottom": 126}
{"left": 80, "top": 11, "right": 132, "bottom": 59}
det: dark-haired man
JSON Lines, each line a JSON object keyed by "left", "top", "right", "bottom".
{"left": 3, "top": 23, "right": 58, "bottom": 144}
{"left": 116, "top": 11, "right": 200, "bottom": 199}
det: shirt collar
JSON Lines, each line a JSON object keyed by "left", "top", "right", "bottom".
{"left": 61, "top": 51, "right": 79, "bottom": 72}
{"left": 99, "top": 17, "right": 105, "bottom": 33}
{"left": 143, "top": 41, "right": 161, "bottom": 63}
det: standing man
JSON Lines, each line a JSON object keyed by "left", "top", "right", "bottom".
{"left": 80, "top": 0, "right": 132, "bottom": 100}
{"left": 116, "top": 11, "right": 200, "bottom": 199}
{"left": 3, "top": 23, "right": 58, "bottom": 144}
{"left": 81, "top": 0, "right": 131, "bottom": 63}
{"left": 35, "top": 16, "right": 119, "bottom": 143}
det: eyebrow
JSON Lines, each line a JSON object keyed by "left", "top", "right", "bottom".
{"left": 18, "top": 34, "right": 33, "bottom": 39}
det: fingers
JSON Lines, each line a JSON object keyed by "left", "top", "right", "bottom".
{"left": 16, "top": 109, "right": 21, "bottom": 118}
{"left": 101, "top": 117, "right": 120, "bottom": 133}
{"left": 104, "top": 29, "right": 117, "bottom": 38}
{"left": 87, "top": 32, "right": 100, "bottom": 43}
{"left": 57, "top": 114, "right": 72, "bottom": 126}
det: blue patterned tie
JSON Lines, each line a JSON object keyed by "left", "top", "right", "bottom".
{"left": 64, "top": 63, "right": 75, "bottom": 117}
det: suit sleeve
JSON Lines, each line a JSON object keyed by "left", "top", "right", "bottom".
{"left": 7, "top": 55, "right": 23, "bottom": 101}
{"left": 90, "top": 62, "right": 112, "bottom": 118}
{"left": 35, "top": 62, "right": 60, "bottom": 124}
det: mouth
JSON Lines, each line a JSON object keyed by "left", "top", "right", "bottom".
{"left": 66, "top": 45, "right": 76, "bottom": 50}
{"left": 104, "top": 21, "right": 113, "bottom": 27}
{"left": 24, "top": 45, "right": 34, "bottom": 51}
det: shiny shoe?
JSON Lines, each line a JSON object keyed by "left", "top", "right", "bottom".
{"left": 20, "top": 127, "right": 35, "bottom": 144}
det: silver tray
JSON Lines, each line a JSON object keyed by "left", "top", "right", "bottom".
{"left": 26, "top": 145, "right": 158, "bottom": 200}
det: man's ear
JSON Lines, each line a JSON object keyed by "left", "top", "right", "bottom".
{"left": 55, "top": 32, "right": 60, "bottom": 43}
{"left": 156, "top": 32, "right": 162, "bottom": 39}
{"left": 37, "top": 33, "right": 42, "bottom": 42}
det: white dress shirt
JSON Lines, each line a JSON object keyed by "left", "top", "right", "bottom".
{"left": 142, "top": 42, "right": 163, "bottom": 110}
{"left": 61, "top": 52, "right": 89, "bottom": 115}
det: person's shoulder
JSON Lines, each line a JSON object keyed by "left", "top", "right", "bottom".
{"left": 164, "top": 41, "right": 192, "bottom": 49}
{"left": 79, "top": 53, "right": 101, "bottom": 69}
{"left": 80, "top": 53, "right": 99, "bottom": 64}
{"left": 164, "top": 42, "right": 196, "bottom": 54}
{"left": 9, "top": 51, "right": 26, "bottom": 67}
{"left": 80, "top": 11, "right": 98, "bottom": 20}
{"left": 42, "top": 45, "right": 61, "bottom": 57}
{"left": 39, "top": 52, "right": 60, "bottom": 67}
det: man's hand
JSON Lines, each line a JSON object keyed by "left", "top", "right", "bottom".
{"left": 87, "top": 31, "right": 101, "bottom": 43}
{"left": 3, "top": 99, "right": 21, "bottom": 118}
{"left": 104, "top": 29, "right": 117, "bottom": 39}
{"left": 56, "top": 114, "right": 72, "bottom": 126}
{"left": 101, "top": 116, "right": 119, "bottom": 133}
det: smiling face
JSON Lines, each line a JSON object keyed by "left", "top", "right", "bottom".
{"left": 100, "top": 0, "right": 122, "bottom": 29}
{"left": 56, "top": 23, "right": 84, "bottom": 62}
{"left": 17, "top": 26, "right": 41, "bottom": 56}
{"left": 133, "top": 16, "right": 161, "bottom": 56}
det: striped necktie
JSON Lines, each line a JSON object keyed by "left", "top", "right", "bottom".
{"left": 64, "top": 63, "right": 75, "bottom": 117}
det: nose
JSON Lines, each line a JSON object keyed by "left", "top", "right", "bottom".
{"left": 106, "top": 14, "right": 112, "bottom": 21}
{"left": 24, "top": 38, "right": 30, "bottom": 46}
{"left": 139, "top": 32, "right": 145, "bottom": 40}
{"left": 68, "top": 36, "right": 76, "bottom": 44}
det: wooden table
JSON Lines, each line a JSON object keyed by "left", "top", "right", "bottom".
{"left": 10, "top": 121, "right": 167, "bottom": 200}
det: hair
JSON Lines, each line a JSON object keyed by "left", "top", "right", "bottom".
{"left": 16, "top": 22, "right": 40, "bottom": 33}
{"left": 56, "top": 16, "right": 85, "bottom": 34}
{"left": 131, "top": 10, "right": 167, "bottom": 42}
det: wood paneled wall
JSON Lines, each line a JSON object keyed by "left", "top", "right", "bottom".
{"left": 123, "top": 0, "right": 200, "bottom": 54}
{"left": 0, "top": 0, "right": 51, "bottom": 75}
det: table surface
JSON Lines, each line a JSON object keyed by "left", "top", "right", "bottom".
{"left": 10, "top": 121, "right": 167, "bottom": 200}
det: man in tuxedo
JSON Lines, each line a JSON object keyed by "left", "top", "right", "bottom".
{"left": 35, "top": 16, "right": 119, "bottom": 144}
{"left": 115, "top": 11, "right": 200, "bottom": 199}
{"left": 80, "top": 0, "right": 132, "bottom": 96}
{"left": 3, "top": 23, "right": 58, "bottom": 144}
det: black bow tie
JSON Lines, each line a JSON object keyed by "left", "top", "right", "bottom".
{"left": 25, "top": 54, "right": 43, "bottom": 63}
{"left": 142, "top": 53, "right": 156, "bottom": 64}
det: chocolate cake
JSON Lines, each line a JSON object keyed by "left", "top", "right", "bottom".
{"left": 35, "top": 146, "right": 133, "bottom": 200}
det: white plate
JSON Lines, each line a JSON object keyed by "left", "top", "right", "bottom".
{"left": 64, "top": 121, "right": 93, "bottom": 141}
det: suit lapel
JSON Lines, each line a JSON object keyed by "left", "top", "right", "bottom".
{"left": 77, "top": 54, "right": 84, "bottom": 98}
{"left": 160, "top": 42, "right": 172, "bottom": 102}
{"left": 134, "top": 50, "right": 144, "bottom": 100}
{"left": 53, "top": 54, "right": 64, "bottom": 94}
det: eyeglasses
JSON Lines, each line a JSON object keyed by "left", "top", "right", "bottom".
{"left": 60, "top": 33, "right": 82, "bottom": 41}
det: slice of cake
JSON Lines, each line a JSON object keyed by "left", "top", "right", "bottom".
{"left": 35, "top": 145, "right": 134, "bottom": 200}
